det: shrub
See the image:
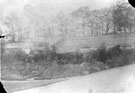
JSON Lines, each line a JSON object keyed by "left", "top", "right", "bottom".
{"left": 2, "top": 43, "right": 135, "bottom": 80}
{"left": 85, "top": 44, "right": 135, "bottom": 68}
{"left": 35, "top": 62, "right": 88, "bottom": 80}
{"left": 85, "top": 44, "right": 107, "bottom": 63}
{"left": 106, "top": 45, "right": 122, "bottom": 60}
{"left": 31, "top": 49, "right": 56, "bottom": 63}
{"left": 14, "top": 49, "right": 30, "bottom": 62}
{"left": 88, "top": 61, "right": 109, "bottom": 73}
{"left": 106, "top": 48, "right": 135, "bottom": 68}
{"left": 54, "top": 52, "right": 84, "bottom": 64}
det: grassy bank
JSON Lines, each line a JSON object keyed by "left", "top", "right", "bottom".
{"left": 1, "top": 44, "right": 135, "bottom": 80}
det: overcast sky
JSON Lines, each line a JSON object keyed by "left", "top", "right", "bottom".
{"left": 0, "top": 0, "right": 119, "bottom": 17}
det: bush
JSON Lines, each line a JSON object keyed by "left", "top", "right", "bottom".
{"left": 35, "top": 62, "right": 88, "bottom": 80}
{"left": 85, "top": 44, "right": 107, "bottom": 63}
{"left": 54, "top": 52, "right": 84, "bottom": 64}
{"left": 85, "top": 44, "right": 135, "bottom": 68}
{"left": 31, "top": 50, "right": 56, "bottom": 63}
{"left": 106, "top": 45, "right": 122, "bottom": 59}
{"left": 1, "top": 52, "right": 27, "bottom": 80}
{"left": 106, "top": 48, "right": 135, "bottom": 68}
{"left": 88, "top": 61, "right": 109, "bottom": 73}
{"left": 14, "top": 49, "right": 30, "bottom": 62}
{"left": 2, "top": 43, "right": 135, "bottom": 80}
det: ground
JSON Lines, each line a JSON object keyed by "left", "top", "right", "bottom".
{"left": 2, "top": 64, "right": 135, "bottom": 93}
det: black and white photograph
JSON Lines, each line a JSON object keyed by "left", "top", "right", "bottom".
{"left": 0, "top": 0, "right": 135, "bottom": 93}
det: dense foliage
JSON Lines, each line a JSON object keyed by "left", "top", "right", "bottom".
{"left": 2, "top": 44, "right": 135, "bottom": 80}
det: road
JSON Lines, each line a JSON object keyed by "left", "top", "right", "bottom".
{"left": 9, "top": 64, "right": 135, "bottom": 93}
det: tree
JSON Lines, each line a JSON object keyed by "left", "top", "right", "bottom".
{"left": 86, "top": 10, "right": 97, "bottom": 36}
{"left": 86, "top": 9, "right": 108, "bottom": 36}
{"left": 71, "top": 6, "right": 90, "bottom": 36}
{"left": 99, "top": 8, "right": 113, "bottom": 35}
{"left": 112, "top": 0, "right": 133, "bottom": 33}
{"left": 4, "top": 12, "right": 25, "bottom": 42}
{"left": 91, "top": 10, "right": 104, "bottom": 35}
{"left": 56, "top": 12, "right": 69, "bottom": 38}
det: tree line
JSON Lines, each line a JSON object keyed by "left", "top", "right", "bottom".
{"left": 0, "top": 0, "right": 135, "bottom": 42}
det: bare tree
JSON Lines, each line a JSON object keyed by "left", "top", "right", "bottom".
{"left": 71, "top": 6, "right": 90, "bottom": 37}
{"left": 56, "top": 12, "right": 69, "bottom": 38}
{"left": 4, "top": 12, "right": 25, "bottom": 42}
{"left": 112, "top": 0, "right": 133, "bottom": 33}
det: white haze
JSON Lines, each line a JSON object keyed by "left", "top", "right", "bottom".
{"left": 0, "top": 0, "right": 117, "bottom": 17}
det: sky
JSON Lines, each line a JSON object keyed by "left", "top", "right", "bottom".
{"left": 0, "top": 0, "right": 118, "bottom": 17}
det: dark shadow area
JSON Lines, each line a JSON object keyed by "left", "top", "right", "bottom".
{"left": 0, "top": 82, "right": 7, "bottom": 93}
{"left": 0, "top": 35, "right": 5, "bottom": 38}
{"left": 128, "top": 0, "right": 135, "bottom": 8}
